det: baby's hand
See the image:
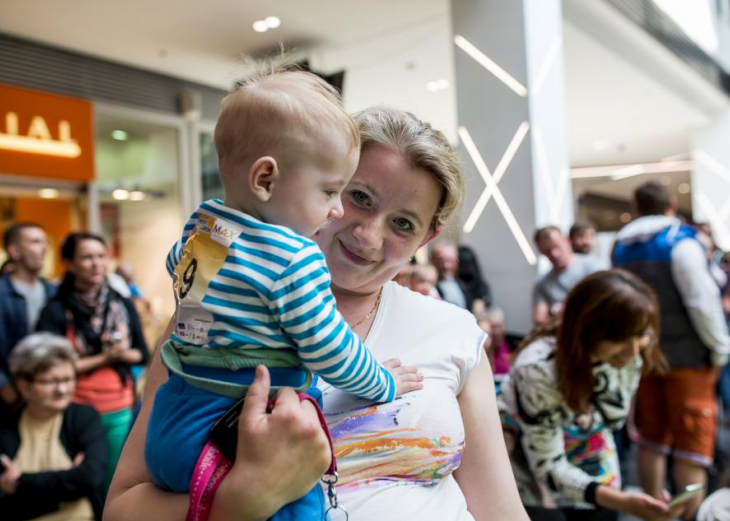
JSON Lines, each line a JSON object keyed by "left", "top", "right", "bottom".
{"left": 383, "top": 358, "right": 424, "bottom": 396}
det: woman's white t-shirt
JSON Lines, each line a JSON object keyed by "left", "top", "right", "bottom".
{"left": 319, "top": 282, "right": 485, "bottom": 521}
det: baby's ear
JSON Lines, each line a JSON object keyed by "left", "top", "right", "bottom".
{"left": 249, "top": 157, "right": 279, "bottom": 202}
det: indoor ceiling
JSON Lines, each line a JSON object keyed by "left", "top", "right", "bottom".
{"left": 0, "top": 0, "right": 446, "bottom": 90}
{"left": 0, "top": 0, "right": 718, "bottom": 170}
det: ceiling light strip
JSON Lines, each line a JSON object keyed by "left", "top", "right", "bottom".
{"left": 458, "top": 126, "right": 537, "bottom": 265}
{"left": 570, "top": 160, "right": 694, "bottom": 179}
{"left": 463, "top": 186, "right": 494, "bottom": 234}
{"left": 530, "top": 37, "right": 562, "bottom": 97}
{"left": 694, "top": 150, "right": 730, "bottom": 186}
{"left": 454, "top": 35, "right": 528, "bottom": 97}
{"left": 533, "top": 126, "right": 556, "bottom": 221}
{"left": 492, "top": 121, "right": 530, "bottom": 184}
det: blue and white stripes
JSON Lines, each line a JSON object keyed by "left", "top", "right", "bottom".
{"left": 167, "top": 199, "right": 395, "bottom": 402}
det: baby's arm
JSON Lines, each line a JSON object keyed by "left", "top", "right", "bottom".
{"left": 270, "top": 246, "right": 421, "bottom": 401}
{"left": 382, "top": 358, "right": 424, "bottom": 397}
{"left": 165, "top": 209, "right": 199, "bottom": 276}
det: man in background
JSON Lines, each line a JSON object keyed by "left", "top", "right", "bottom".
{"left": 613, "top": 181, "right": 730, "bottom": 519}
{"left": 532, "top": 225, "right": 600, "bottom": 325}
{"left": 0, "top": 223, "right": 56, "bottom": 405}
{"left": 569, "top": 221, "right": 596, "bottom": 254}
{"left": 430, "top": 242, "right": 469, "bottom": 309}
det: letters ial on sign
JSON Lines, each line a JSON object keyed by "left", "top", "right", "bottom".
{"left": 0, "top": 112, "right": 81, "bottom": 158}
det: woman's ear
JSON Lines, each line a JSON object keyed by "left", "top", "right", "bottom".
{"left": 249, "top": 157, "right": 279, "bottom": 202}
{"left": 15, "top": 379, "right": 30, "bottom": 402}
{"left": 419, "top": 224, "right": 443, "bottom": 249}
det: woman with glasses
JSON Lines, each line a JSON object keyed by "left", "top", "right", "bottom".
{"left": 37, "top": 232, "right": 148, "bottom": 488}
{"left": 500, "top": 269, "right": 682, "bottom": 521}
{"left": 0, "top": 332, "right": 108, "bottom": 520}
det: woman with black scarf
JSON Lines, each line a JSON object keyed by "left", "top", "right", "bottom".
{"left": 37, "top": 232, "right": 148, "bottom": 489}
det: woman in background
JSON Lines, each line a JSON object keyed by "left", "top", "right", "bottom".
{"left": 0, "top": 333, "right": 107, "bottom": 520}
{"left": 37, "top": 232, "right": 148, "bottom": 488}
{"left": 500, "top": 269, "right": 680, "bottom": 520}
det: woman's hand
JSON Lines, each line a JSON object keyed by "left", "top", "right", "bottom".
{"left": 596, "top": 485, "right": 685, "bottom": 520}
{"left": 383, "top": 358, "right": 423, "bottom": 396}
{"left": 211, "top": 365, "right": 332, "bottom": 521}
{"left": 105, "top": 344, "right": 142, "bottom": 364}
{"left": 0, "top": 454, "right": 21, "bottom": 494}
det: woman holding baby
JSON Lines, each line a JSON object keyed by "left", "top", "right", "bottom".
{"left": 105, "top": 76, "right": 527, "bottom": 519}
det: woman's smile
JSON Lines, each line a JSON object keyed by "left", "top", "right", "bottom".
{"left": 338, "top": 238, "right": 375, "bottom": 265}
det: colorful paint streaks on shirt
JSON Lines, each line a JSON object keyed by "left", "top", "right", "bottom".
{"left": 326, "top": 397, "right": 465, "bottom": 489}
{"left": 563, "top": 423, "right": 619, "bottom": 489}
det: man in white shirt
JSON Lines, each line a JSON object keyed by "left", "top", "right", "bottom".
{"left": 613, "top": 181, "right": 730, "bottom": 519}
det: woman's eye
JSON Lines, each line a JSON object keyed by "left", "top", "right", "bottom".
{"left": 394, "top": 218, "right": 414, "bottom": 232}
{"left": 352, "top": 190, "right": 371, "bottom": 206}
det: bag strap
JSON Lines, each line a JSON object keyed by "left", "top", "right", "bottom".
{"left": 186, "top": 393, "right": 338, "bottom": 521}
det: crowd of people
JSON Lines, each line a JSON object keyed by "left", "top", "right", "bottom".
{"left": 0, "top": 226, "right": 148, "bottom": 519}
{"left": 1, "top": 63, "right": 729, "bottom": 521}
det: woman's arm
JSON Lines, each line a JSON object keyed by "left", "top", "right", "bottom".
{"left": 121, "top": 297, "right": 149, "bottom": 365}
{"left": 104, "top": 318, "right": 189, "bottom": 521}
{"left": 75, "top": 353, "right": 115, "bottom": 374}
{"left": 2, "top": 405, "right": 107, "bottom": 501}
{"left": 454, "top": 356, "right": 529, "bottom": 521}
{"left": 104, "top": 319, "right": 331, "bottom": 521}
{"left": 35, "top": 303, "right": 120, "bottom": 373}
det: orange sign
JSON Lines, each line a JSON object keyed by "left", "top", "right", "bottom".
{"left": 0, "top": 83, "right": 95, "bottom": 181}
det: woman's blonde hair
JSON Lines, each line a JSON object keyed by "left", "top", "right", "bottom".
{"left": 354, "top": 106, "right": 464, "bottom": 231}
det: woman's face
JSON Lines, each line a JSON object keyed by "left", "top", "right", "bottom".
{"left": 315, "top": 144, "right": 443, "bottom": 295}
{"left": 68, "top": 239, "right": 108, "bottom": 289}
{"left": 592, "top": 329, "right": 654, "bottom": 369}
{"left": 18, "top": 362, "right": 76, "bottom": 415}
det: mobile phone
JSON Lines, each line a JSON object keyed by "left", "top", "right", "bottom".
{"left": 210, "top": 397, "right": 245, "bottom": 462}
{"left": 208, "top": 367, "right": 312, "bottom": 461}
{"left": 668, "top": 483, "right": 704, "bottom": 508}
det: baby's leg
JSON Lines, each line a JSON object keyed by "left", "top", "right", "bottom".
{"left": 145, "top": 373, "right": 236, "bottom": 492}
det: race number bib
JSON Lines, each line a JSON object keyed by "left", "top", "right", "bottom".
{"left": 173, "top": 214, "right": 242, "bottom": 345}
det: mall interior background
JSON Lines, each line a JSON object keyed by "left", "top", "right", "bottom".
{"left": 0, "top": 0, "right": 728, "bottom": 336}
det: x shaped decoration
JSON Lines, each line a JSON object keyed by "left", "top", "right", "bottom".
{"left": 455, "top": 34, "right": 537, "bottom": 265}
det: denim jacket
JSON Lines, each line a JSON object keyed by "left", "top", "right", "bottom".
{"left": 0, "top": 275, "right": 56, "bottom": 387}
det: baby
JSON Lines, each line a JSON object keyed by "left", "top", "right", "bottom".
{"left": 145, "top": 67, "right": 419, "bottom": 519}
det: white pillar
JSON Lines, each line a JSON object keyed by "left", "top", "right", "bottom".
{"left": 692, "top": 109, "right": 730, "bottom": 251}
{"left": 451, "top": 0, "right": 572, "bottom": 334}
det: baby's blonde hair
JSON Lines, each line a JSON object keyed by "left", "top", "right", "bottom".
{"left": 215, "top": 61, "right": 360, "bottom": 193}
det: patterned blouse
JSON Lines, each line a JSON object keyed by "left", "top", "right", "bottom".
{"left": 499, "top": 337, "right": 642, "bottom": 509}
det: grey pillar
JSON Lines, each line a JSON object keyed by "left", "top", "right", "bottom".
{"left": 452, "top": 0, "right": 573, "bottom": 334}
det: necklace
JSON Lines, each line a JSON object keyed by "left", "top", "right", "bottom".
{"left": 351, "top": 288, "right": 383, "bottom": 330}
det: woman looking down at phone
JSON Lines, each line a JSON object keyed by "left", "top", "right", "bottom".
{"left": 37, "top": 232, "right": 148, "bottom": 488}
{"left": 500, "top": 270, "right": 684, "bottom": 520}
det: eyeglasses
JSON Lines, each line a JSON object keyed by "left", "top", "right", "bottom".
{"left": 32, "top": 376, "right": 76, "bottom": 388}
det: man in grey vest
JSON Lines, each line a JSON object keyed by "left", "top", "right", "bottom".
{"left": 613, "top": 181, "right": 730, "bottom": 519}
